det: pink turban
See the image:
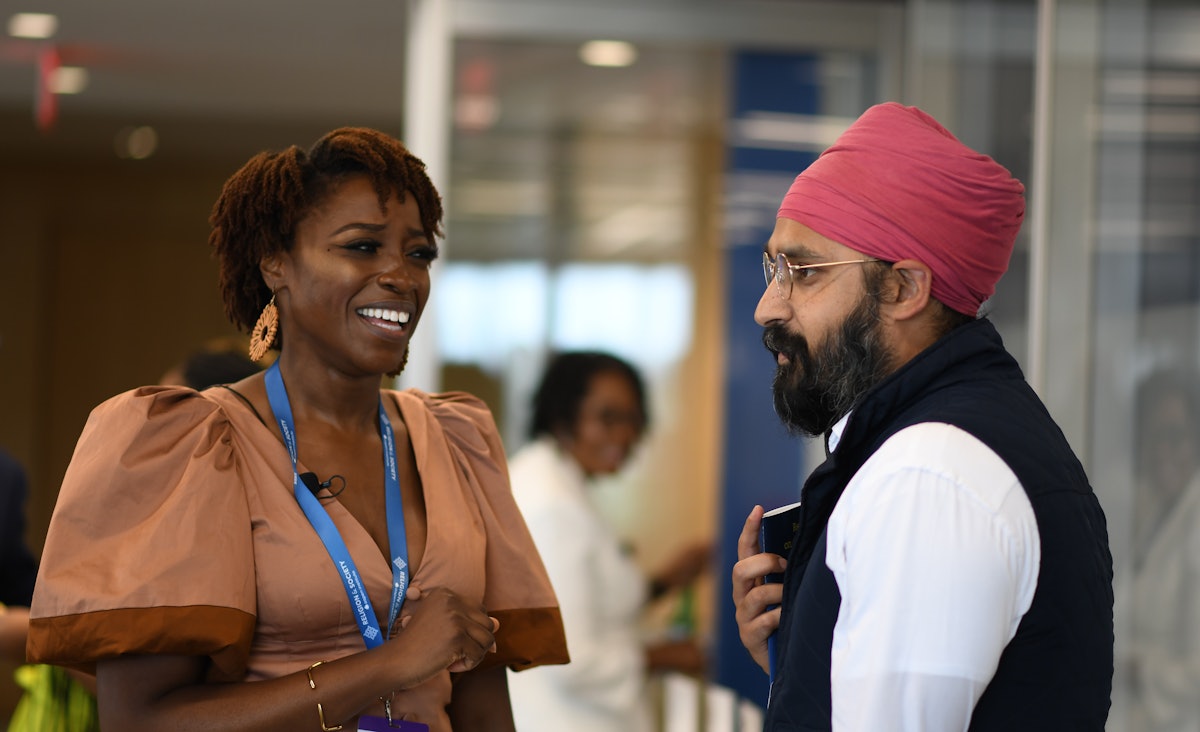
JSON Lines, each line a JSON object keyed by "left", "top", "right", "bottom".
{"left": 777, "top": 102, "right": 1025, "bottom": 315}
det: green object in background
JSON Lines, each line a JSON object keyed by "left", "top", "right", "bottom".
{"left": 8, "top": 665, "right": 97, "bottom": 732}
{"left": 668, "top": 583, "right": 696, "bottom": 640}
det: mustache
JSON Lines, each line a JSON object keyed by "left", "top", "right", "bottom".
{"left": 762, "top": 324, "right": 805, "bottom": 357}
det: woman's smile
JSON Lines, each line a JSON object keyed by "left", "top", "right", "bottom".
{"left": 356, "top": 306, "right": 413, "bottom": 338}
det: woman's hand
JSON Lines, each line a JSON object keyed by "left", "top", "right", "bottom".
{"left": 646, "top": 637, "right": 707, "bottom": 676}
{"left": 392, "top": 584, "right": 499, "bottom": 686}
{"left": 651, "top": 541, "right": 713, "bottom": 597}
{"left": 731, "top": 505, "right": 786, "bottom": 675}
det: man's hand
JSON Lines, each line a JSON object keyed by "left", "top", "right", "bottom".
{"left": 731, "top": 505, "right": 786, "bottom": 674}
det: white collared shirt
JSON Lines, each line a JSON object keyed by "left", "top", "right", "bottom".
{"left": 823, "top": 417, "right": 1041, "bottom": 731}
{"left": 505, "top": 437, "right": 652, "bottom": 732}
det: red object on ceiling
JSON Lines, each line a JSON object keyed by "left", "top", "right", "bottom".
{"left": 36, "top": 44, "right": 59, "bottom": 132}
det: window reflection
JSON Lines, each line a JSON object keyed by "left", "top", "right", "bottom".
{"left": 435, "top": 261, "right": 693, "bottom": 371}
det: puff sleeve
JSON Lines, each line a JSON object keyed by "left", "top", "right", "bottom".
{"left": 404, "top": 390, "right": 568, "bottom": 672}
{"left": 27, "top": 386, "right": 257, "bottom": 681}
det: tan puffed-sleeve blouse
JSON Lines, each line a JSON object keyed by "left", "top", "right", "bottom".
{"left": 29, "top": 385, "right": 568, "bottom": 730}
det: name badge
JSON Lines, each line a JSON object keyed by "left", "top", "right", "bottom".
{"left": 358, "top": 715, "right": 429, "bottom": 732}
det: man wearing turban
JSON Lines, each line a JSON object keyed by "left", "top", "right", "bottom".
{"left": 731, "top": 103, "right": 1114, "bottom": 730}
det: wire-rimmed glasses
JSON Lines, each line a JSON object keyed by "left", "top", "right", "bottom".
{"left": 762, "top": 251, "right": 876, "bottom": 299}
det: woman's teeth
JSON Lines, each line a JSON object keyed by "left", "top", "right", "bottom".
{"left": 358, "top": 308, "right": 410, "bottom": 324}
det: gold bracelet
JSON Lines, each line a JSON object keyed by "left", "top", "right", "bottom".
{"left": 305, "top": 661, "right": 344, "bottom": 732}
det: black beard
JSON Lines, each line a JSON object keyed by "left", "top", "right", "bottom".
{"left": 762, "top": 293, "right": 895, "bottom": 438}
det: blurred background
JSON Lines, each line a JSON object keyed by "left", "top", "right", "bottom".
{"left": 1, "top": 0, "right": 1197, "bottom": 729}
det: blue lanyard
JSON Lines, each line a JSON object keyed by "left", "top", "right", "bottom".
{"left": 264, "top": 361, "right": 409, "bottom": 649}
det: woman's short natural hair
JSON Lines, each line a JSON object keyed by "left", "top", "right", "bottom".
{"left": 210, "top": 127, "right": 443, "bottom": 335}
{"left": 529, "top": 351, "right": 648, "bottom": 440}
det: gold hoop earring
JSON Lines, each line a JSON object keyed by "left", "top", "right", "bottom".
{"left": 248, "top": 294, "right": 279, "bottom": 361}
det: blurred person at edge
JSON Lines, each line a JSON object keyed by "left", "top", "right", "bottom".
{"left": 0, "top": 447, "right": 37, "bottom": 665}
{"left": 731, "top": 102, "right": 1113, "bottom": 731}
{"left": 506, "top": 351, "right": 711, "bottom": 732}
{"left": 159, "top": 339, "right": 265, "bottom": 391}
{"left": 2, "top": 448, "right": 98, "bottom": 732}
{"left": 1126, "top": 367, "right": 1200, "bottom": 732}
{"left": 26, "top": 127, "right": 567, "bottom": 732}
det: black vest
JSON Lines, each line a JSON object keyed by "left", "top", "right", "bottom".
{"left": 764, "top": 319, "right": 1114, "bottom": 731}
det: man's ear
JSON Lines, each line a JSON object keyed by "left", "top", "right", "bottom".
{"left": 886, "top": 259, "right": 932, "bottom": 321}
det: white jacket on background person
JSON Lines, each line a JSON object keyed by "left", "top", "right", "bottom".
{"left": 1126, "top": 470, "right": 1200, "bottom": 732}
{"left": 506, "top": 436, "right": 652, "bottom": 732}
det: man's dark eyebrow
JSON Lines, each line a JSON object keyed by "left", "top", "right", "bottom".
{"left": 770, "top": 243, "right": 823, "bottom": 260}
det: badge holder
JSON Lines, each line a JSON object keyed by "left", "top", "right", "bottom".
{"left": 356, "top": 697, "right": 429, "bottom": 732}
{"left": 357, "top": 714, "right": 428, "bottom": 731}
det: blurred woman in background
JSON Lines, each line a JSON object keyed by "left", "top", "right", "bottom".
{"left": 506, "top": 350, "right": 710, "bottom": 732}
{"left": 1126, "top": 367, "right": 1200, "bottom": 732}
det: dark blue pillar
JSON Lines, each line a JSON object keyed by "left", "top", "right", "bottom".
{"left": 712, "top": 51, "right": 821, "bottom": 711}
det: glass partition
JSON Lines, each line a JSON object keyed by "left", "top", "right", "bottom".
{"left": 1093, "top": 2, "right": 1200, "bottom": 728}
{"left": 913, "top": 1, "right": 1200, "bottom": 728}
{"left": 437, "top": 40, "right": 728, "bottom": 636}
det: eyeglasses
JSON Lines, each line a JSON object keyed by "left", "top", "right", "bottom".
{"left": 762, "top": 251, "right": 876, "bottom": 299}
{"left": 581, "top": 407, "right": 645, "bottom": 432}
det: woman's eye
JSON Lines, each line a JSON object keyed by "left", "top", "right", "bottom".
{"left": 408, "top": 244, "right": 440, "bottom": 263}
{"left": 344, "top": 239, "right": 381, "bottom": 253}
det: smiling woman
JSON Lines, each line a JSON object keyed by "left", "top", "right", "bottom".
{"left": 505, "top": 351, "right": 712, "bottom": 732}
{"left": 25, "top": 127, "right": 568, "bottom": 732}
{"left": 255, "top": 175, "right": 434, "bottom": 378}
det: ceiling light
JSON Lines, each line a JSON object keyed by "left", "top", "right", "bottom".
{"left": 7, "top": 12, "right": 58, "bottom": 39}
{"left": 49, "top": 66, "right": 88, "bottom": 95}
{"left": 579, "top": 40, "right": 637, "bottom": 68}
{"left": 115, "top": 126, "right": 159, "bottom": 160}
{"left": 455, "top": 93, "right": 499, "bottom": 132}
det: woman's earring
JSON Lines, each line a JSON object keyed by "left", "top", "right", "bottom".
{"left": 387, "top": 346, "right": 410, "bottom": 378}
{"left": 249, "top": 294, "right": 279, "bottom": 361}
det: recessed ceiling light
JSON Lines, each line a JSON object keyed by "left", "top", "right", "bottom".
{"left": 7, "top": 12, "right": 58, "bottom": 40}
{"left": 115, "top": 126, "right": 159, "bottom": 160}
{"left": 579, "top": 40, "right": 637, "bottom": 68}
{"left": 49, "top": 66, "right": 88, "bottom": 95}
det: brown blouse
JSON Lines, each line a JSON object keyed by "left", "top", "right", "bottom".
{"left": 28, "top": 385, "right": 567, "bottom": 729}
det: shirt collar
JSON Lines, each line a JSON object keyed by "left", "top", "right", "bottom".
{"left": 827, "top": 410, "right": 853, "bottom": 454}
